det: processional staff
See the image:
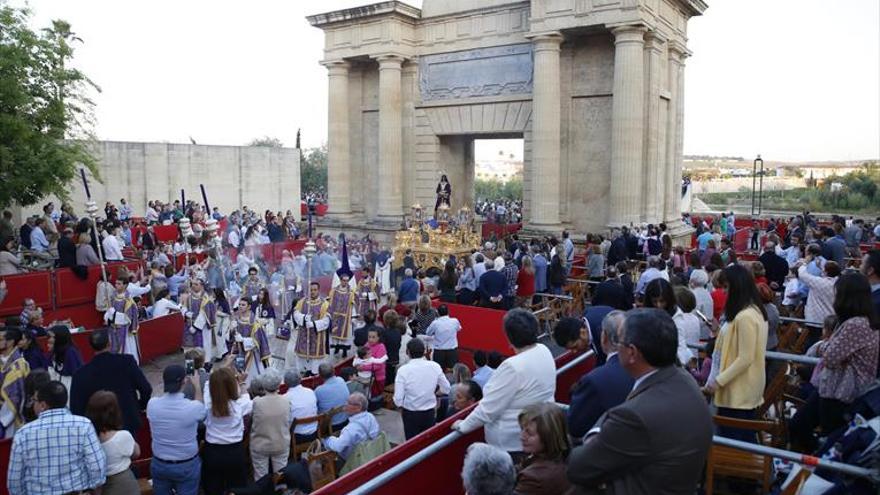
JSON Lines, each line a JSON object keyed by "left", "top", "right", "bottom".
{"left": 80, "top": 169, "right": 108, "bottom": 282}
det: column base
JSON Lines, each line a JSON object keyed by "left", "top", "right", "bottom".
{"left": 663, "top": 218, "right": 695, "bottom": 247}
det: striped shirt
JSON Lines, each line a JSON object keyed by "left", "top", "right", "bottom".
{"left": 8, "top": 408, "right": 106, "bottom": 495}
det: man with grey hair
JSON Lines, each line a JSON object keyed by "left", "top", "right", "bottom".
{"left": 635, "top": 256, "right": 667, "bottom": 296}
{"left": 566, "top": 310, "right": 634, "bottom": 439}
{"left": 688, "top": 269, "right": 714, "bottom": 338}
{"left": 461, "top": 443, "right": 516, "bottom": 495}
{"left": 250, "top": 368, "right": 292, "bottom": 479}
{"left": 398, "top": 268, "right": 420, "bottom": 306}
{"left": 314, "top": 363, "right": 350, "bottom": 430}
{"left": 323, "top": 392, "right": 380, "bottom": 461}
{"left": 283, "top": 368, "right": 318, "bottom": 444}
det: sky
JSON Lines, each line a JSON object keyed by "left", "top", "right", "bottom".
{"left": 16, "top": 0, "right": 880, "bottom": 163}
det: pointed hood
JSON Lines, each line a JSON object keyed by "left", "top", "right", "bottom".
{"left": 336, "top": 234, "right": 354, "bottom": 279}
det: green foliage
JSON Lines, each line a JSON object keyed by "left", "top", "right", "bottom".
{"left": 475, "top": 177, "right": 522, "bottom": 202}
{"left": 247, "top": 136, "right": 283, "bottom": 147}
{"left": 301, "top": 144, "right": 327, "bottom": 195}
{"left": 0, "top": 5, "right": 100, "bottom": 208}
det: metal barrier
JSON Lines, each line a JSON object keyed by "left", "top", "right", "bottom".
{"left": 347, "top": 349, "right": 595, "bottom": 495}
{"left": 533, "top": 292, "right": 574, "bottom": 301}
{"left": 687, "top": 343, "right": 820, "bottom": 366}
{"left": 780, "top": 316, "right": 824, "bottom": 328}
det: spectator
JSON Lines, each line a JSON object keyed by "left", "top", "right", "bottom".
{"left": 354, "top": 309, "right": 379, "bottom": 347}
{"left": 643, "top": 279, "right": 693, "bottom": 366}
{"left": 18, "top": 326, "right": 48, "bottom": 371}
{"left": 480, "top": 257, "right": 509, "bottom": 308}
{"left": 147, "top": 364, "right": 205, "bottom": 495}
{"left": 398, "top": 268, "right": 420, "bottom": 305}
{"left": 425, "top": 304, "right": 462, "bottom": 370}
{"left": 547, "top": 254, "right": 565, "bottom": 296}
{"left": 709, "top": 269, "right": 727, "bottom": 321}
{"left": 672, "top": 286, "right": 702, "bottom": 355}
{"left": 591, "top": 266, "right": 630, "bottom": 311}
{"left": 46, "top": 325, "right": 84, "bottom": 395}
{"left": 71, "top": 329, "right": 152, "bottom": 434}
{"left": 635, "top": 256, "right": 666, "bottom": 296}
{"left": 394, "top": 338, "right": 451, "bottom": 440}
{"left": 250, "top": 370, "right": 292, "bottom": 480}
{"left": 799, "top": 255, "right": 840, "bottom": 325}
{"left": 76, "top": 232, "right": 101, "bottom": 266}
{"left": 324, "top": 392, "right": 380, "bottom": 461}
{"left": 314, "top": 363, "right": 349, "bottom": 430}
{"left": 565, "top": 310, "right": 633, "bottom": 438}
{"left": 284, "top": 368, "right": 319, "bottom": 445}
{"left": 85, "top": 391, "right": 141, "bottom": 494}
{"left": 380, "top": 309, "right": 404, "bottom": 382}
{"left": 472, "top": 350, "right": 494, "bottom": 389}
{"left": 689, "top": 269, "right": 714, "bottom": 337}
{"left": 452, "top": 380, "right": 483, "bottom": 414}
{"left": 757, "top": 283, "right": 780, "bottom": 352}
{"left": 453, "top": 309, "right": 556, "bottom": 456}
{"left": 566, "top": 309, "right": 712, "bottom": 494}
{"left": 759, "top": 242, "right": 789, "bottom": 290}
{"left": 57, "top": 228, "right": 77, "bottom": 268}
{"left": 8, "top": 381, "right": 106, "bottom": 495}
{"left": 102, "top": 224, "right": 124, "bottom": 261}
{"left": 0, "top": 237, "right": 22, "bottom": 275}
{"left": 411, "top": 294, "right": 439, "bottom": 335}
{"left": 438, "top": 260, "right": 459, "bottom": 303}
{"left": 861, "top": 249, "right": 880, "bottom": 316}
{"left": 461, "top": 443, "right": 516, "bottom": 495}
{"left": 515, "top": 255, "right": 536, "bottom": 307}
{"left": 29, "top": 217, "right": 50, "bottom": 253}
{"left": 705, "top": 264, "right": 769, "bottom": 442}
{"left": 202, "top": 366, "right": 252, "bottom": 495}
{"left": 515, "top": 403, "right": 572, "bottom": 495}
{"left": 790, "top": 272, "right": 880, "bottom": 451}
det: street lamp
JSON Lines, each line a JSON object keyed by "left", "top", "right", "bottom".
{"left": 751, "top": 154, "right": 763, "bottom": 216}
{"left": 756, "top": 155, "right": 765, "bottom": 215}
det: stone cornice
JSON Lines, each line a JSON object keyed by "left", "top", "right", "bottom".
{"left": 307, "top": 1, "right": 421, "bottom": 28}
{"left": 677, "top": 0, "right": 709, "bottom": 17}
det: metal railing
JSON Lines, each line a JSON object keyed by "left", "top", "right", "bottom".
{"left": 346, "top": 349, "right": 595, "bottom": 495}
{"left": 780, "top": 316, "right": 824, "bottom": 328}
{"left": 533, "top": 292, "right": 573, "bottom": 301}
{"left": 687, "top": 343, "right": 820, "bottom": 365}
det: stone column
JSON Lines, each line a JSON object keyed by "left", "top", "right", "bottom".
{"left": 324, "top": 60, "right": 352, "bottom": 217}
{"left": 529, "top": 32, "right": 563, "bottom": 228}
{"left": 376, "top": 54, "right": 405, "bottom": 221}
{"left": 664, "top": 43, "right": 687, "bottom": 223}
{"left": 608, "top": 25, "right": 647, "bottom": 227}
{"left": 643, "top": 31, "right": 665, "bottom": 223}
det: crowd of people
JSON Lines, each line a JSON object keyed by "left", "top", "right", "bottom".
{"left": 2, "top": 197, "right": 880, "bottom": 494}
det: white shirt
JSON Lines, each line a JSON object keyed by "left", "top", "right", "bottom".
{"left": 631, "top": 368, "right": 659, "bottom": 393}
{"left": 145, "top": 207, "right": 159, "bottom": 223}
{"left": 425, "top": 316, "right": 461, "bottom": 350}
{"left": 102, "top": 235, "right": 123, "bottom": 261}
{"left": 456, "top": 344, "right": 556, "bottom": 451}
{"left": 285, "top": 385, "right": 318, "bottom": 435}
{"left": 393, "top": 357, "right": 451, "bottom": 412}
{"left": 152, "top": 298, "right": 181, "bottom": 318}
{"left": 672, "top": 308, "right": 700, "bottom": 364}
{"left": 203, "top": 391, "right": 253, "bottom": 444}
{"left": 127, "top": 282, "right": 151, "bottom": 299}
{"left": 102, "top": 430, "right": 135, "bottom": 476}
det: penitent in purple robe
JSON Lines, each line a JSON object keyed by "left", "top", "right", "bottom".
{"left": 294, "top": 297, "right": 329, "bottom": 359}
{"left": 0, "top": 350, "right": 29, "bottom": 438}
{"left": 108, "top": 294, "right": 139, "bottom": 355}
{"left": 327, "top": 286, "right": 355, "bottom": 343}
{"left": 231, "top": 311, "right": 270, "bottom": 367}
{"left": 183, "top": 292, "right": 217, "bottom": 349}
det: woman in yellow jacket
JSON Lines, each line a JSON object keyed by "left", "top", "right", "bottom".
{"left": 704, "top": 264, "right": 768, "bottom": 442}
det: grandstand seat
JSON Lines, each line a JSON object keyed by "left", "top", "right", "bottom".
{"left": 291, "top": 414, "right": 329, "bottom": 461}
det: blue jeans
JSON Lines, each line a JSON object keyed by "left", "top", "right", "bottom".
{"left": 151, "top": 457, "right": 201, "bottom": 495}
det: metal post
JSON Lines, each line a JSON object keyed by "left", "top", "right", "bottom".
{"left": 756, "top": 155, "right": 765, "bottom": 215}
{"left": 751, "top": 156, "right": 758, "bottom": 216}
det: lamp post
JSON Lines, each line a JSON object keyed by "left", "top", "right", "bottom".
{"left": 756, "top": 155, "right": 765, "bottom": 215}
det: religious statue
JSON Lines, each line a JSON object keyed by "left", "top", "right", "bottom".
{"left": 183, "top": 277, "right": 218, "bottom": 361}
{"left": 104, "top": 274, "right": 140, "bottom": 363}
{"left": 292, "top": 281, "right": 330, "bottom": 375}
{"left": 435, "top": 174, "right": 451, "bottom": 214}
{"left": 229, "top": 298, "right": 271, "bottom": 386}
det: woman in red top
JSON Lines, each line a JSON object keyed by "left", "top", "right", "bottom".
{"left": 710, "top": 269, "right": 728, "bottom": 321}
{"left": 516, "top": 255, "right": 536, "bottom": 307}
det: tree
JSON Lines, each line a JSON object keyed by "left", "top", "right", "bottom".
{"left": 247, "top": 136, "right": 283, "bottom": 147}
{"left": 0, "top": 6, "right": 100, "bottom": 208}
{"left": 301, "top": 144, "right": 327, "bottom": 196}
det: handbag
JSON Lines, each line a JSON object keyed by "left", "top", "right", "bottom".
{"left": 305, "top": 439, "right": 336, "bottom": 488}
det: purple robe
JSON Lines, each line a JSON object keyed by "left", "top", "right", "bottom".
{"left": 242, "top": 278, "right": 264, "bottom": 302}
{"left": 109, "top": 294, "right": 139, "bottom": 354}
{"left": 231, "top": 312, "right": 270, "bottom": 367}
{"left": 294, "top": 297, "right": 329, "bottom": 359}
{"left": 0, "top": 350, "right": 28, "bottom": 437}
{"left": 355, "top": 279, "right": 378, "bottom": 317}
{"left": 327, "top": 286, "right": 355, "bottom": 342}
{"left": 183, "top": 292, "right": 217, "bottom": 348}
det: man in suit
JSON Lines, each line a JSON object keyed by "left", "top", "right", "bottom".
{"left": 70, "top": 329, "right": 152, "bottom": 434}
{"left": 567, "top": 308, "right": 712, "bottom": 495}
{"left": 565, "top": 310, "right": 634, "bottom": 438}
{"left": 591, "top": 266, "right": 631, "bottom": 311}
{"left": 57, "top": 228, "right": 77, "bottom": 268}
{"left": 758, "top": 242, "right": 789, "bottom": 290}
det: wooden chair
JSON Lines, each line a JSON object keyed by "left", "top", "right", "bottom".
{"left": 704, "top": 415, "right": 779, "bottom": 495}
{"left": 780, "top": 468, "right": 811, "bottom": 495}
{"left": 756, "top": 365, "right": 791, "bottom": 447}
{"left": 290, "top": 414, "right": 327, "bottom": 461}
{"left": 307, "top": 449, "right": 338, "bottom": 490}
{"left": 321, "top": 405, "right": 346, "bottom": 437}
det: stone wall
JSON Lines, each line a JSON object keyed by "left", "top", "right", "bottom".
{"left": 16, "top": 141, "right": 301, "bottom": 220}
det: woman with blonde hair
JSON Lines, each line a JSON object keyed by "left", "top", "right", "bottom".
{"left": 412, "top": 294, "right": 438, "bottom": 335}
{"left": 516, "top": 255, "right": 536, "bottom": 307}
{"left": 515, "top": 402, "right": 572, "bottom": 495}
{"left": 76, "top": 232, "right": 100, "bottom": 266}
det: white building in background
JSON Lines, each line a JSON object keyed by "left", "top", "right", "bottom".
{"left": 476, "top": 148, "right": 523, "bottom": 183}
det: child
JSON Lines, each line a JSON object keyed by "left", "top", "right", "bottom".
{"left": 353, "top": 346, "right": 378, "bottom": 383}
{"left": 365, "top": 329, "right": 388, "bottom": 395}
{"left": 781, "top": 267, "right": 802, "bottom": 316}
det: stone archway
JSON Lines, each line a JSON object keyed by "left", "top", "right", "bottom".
{"left": 308, "top": 0, "right": 706, "bottom": 240}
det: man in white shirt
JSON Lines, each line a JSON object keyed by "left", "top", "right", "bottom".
{"left": 394, "top": 339, "right": 451, "bottom": 440}
{"left": 29, "top": 218, "right": 50, "bottom": 253}
{"left": 102, "top": 225, "right": 124, "bottom": 261}
{"left": 151, "top": 289, "right": 182, "bottom": 318}
{"left": 425, "top": 305, "right": 461, "bottom": 371}
{"left": 472, "top": 254, "right": 487, "bottom": 284}
{"left": 284, "top": 370, "right": 318, "bottom": 443}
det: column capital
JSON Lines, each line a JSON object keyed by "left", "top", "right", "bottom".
{"left": 320, "top": 59, "right": 350, "bottom": 73}
{"left": 374, "top": 53, "right": 407, "bottom": 69}
{"left": 667, "top": 40, "right": 691, "bottom": 61}
{"left": 644, "top": 30, "right": 667, "bottom": 51}
{"left": 401, "top": 57, "right": 419, "bottom": 75}
{"left": 609, "top": 24, "right": 648, "bottom": 44}
{"left": 526, "top": 31, "right": 564, "bottom": 49}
